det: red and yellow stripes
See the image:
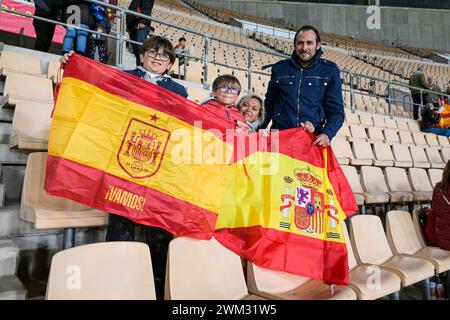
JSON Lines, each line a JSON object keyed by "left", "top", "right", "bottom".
{"left": 46, "top": 54, "right": 233, "bottom": 238}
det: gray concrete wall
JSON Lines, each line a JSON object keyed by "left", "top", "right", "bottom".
{"left": 195, "top": 0, "right": 450, "bottom": 51}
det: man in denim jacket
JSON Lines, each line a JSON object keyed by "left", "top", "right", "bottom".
{"left": 261, "top": 25, "right": 344, "bottom": 147}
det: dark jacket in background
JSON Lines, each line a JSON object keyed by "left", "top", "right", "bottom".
{"left": 262, "top": 48, "right": 344, "bottom": 140}
{"left": 34, "top": 0, "right": 61, "bottom": 17}
{"left": 126, "top": 0, "right": 154, "bottom": 30}
{"left": 432, "top": 183, "right": 450, "bottom": 251}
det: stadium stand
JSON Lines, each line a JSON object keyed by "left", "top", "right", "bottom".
{"left": 350, "top": 215, "right": 435, "bottom": 299}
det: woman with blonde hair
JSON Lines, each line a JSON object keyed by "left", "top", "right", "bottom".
{"left": 237, "top": 94, "right": 265, "bottom": 133}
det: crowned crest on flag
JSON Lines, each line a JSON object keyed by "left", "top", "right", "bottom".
{"left": 117, "top": 118, "right": 170, "bottom": 179}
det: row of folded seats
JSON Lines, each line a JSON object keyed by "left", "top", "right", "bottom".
{"left": 342, "top": 165, "right": 438, "bottom": 206}
{"left": 44, "top": 211, "right": 450, "bottom": 300}
{"left": 332, "top": 138, "right": 449, "bottom": 169}
{"left": 0, "top": 50, "right": 58, "bottom": 151}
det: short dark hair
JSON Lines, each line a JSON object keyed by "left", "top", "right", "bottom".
{"left": 212, "top": 74, "right": 241, "bottom": 93}
{"left": 293, "top": 25, "right": 321, "bottom": 45}
{"left": 140, "top": 36, "right": 176, "bottom": 64}
{"left": 178, "top": 37, "right": 186, "bottom": 42}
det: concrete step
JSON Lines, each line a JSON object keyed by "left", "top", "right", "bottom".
{"left": 0, "top": 122, "right": 11, "bottom": 145}
{"left": 0, "top": 239, "right": 19, "bottom": 277}
{"left": 0, "top": 275, "right": 27, "bottom": 300}
{"left": 1, "top": 165, "right": 26, "bottom": 203}
{"left": 0, "top": 144, "right": 28, "bottom": 165}
{"left": 0, "top": 107, "right": 14, "bottom": 122}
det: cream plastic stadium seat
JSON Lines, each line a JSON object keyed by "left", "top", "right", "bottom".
{"left": 187, "top": 87, "right": 210, "bottom": 103}
{"left": 383, "top": 167, "right": 414, "bottom": 203}
{"left": 437, "top": 136, "right": 450, "bottom": 149}
{"left": 246, "top": 261, "right": 356, "bottom": 300}
{"left": 20, "top": 152, "right": 108, "bottom": 229}
{"left": 10, "top": 102, "right": 52, "bottom": 150}
{"left": 409, "top": 145, "right": 431, "bottom": 168}
{"left": 383, "top": 129, "right": 400, "bottom": 145}
{"left": 367, "top": 127, "right": 385, "bottom": 143}
{"left": 331, "top": 137, "right": 353, "bottom": 165}
{"left": 336, "top": 123, "right": 351, "bottom": 140}
{"left": 425, "top": 148, "right": 445, "bottom": 169}
{"left": 372, "top": 116, "right": 387, "bottom": 128}
{"left": 372, "top": 142, "right": 395, "bottom": 167}
{"left": 343, "top": 222, "right": 401, "bottom": 300}
{"left": 396, "top": 120, "right": 410, "bottom": 132}
{"left": 412, "top": 132, "right": 428, "bottom": 146}
{"left": 0, "top": 51, "right": 43, "bottom": 77}
{"left": 47, "top": 60, "right": 63, "bottom": 83}
{"left": 408, "top": 168, "right": 434, "bottom": 201}
{"left": 46, "top": 242, "right": 156, "bottom": 299}
{"left": 407, "top": 121, "right": 421, "bottom": 133}
{"left": 345, "top": 110, "right": 360, "bottom": 125}
{"left": 385, "top": 118, "right": 398, "bottom": 130}
{"left": 2, "top": 72, "right": 53, "bottom": 107}
{"left": 166, "top": 237, "right": 264, "bottom": 300}
{"left": 428, "top": 169, "right": 443, "bottom": 188}
{"left": 349, "top": 125, "right": 369, "bottom": 142}
{"left": 359, "top": 114, "right": 374, "bottom": 128}
{"left": 392, "top": 144, "right": 413, "bottom": 167}
{"left": 398, "top": 131, "right": 415, "bottom": 146}
{"left": 351, "top": 141, "right": 374, "bottom": 166}
{"left": 441, "top": 148, "right": 450, "bottom": 162}
{"left": 360, "top": 166, "right": 389, "bottom": 204}
{"left": 341, "top": 166, "right": 365, "bottom": 206}
{"left": 425, "top": 133, "right": 440, "bottom": 148}
{"left": 350, "top": 215, "right": 434, "bottom": 288}
{"left": 386, "top": 211, "right": 450, "bottom": 274}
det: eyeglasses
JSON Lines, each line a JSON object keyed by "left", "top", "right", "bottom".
{"left": 217, "top": 85, "right": 240, "bottom": 95}
{"left": 145, "top": 49, "right": 171, "bottom": 62}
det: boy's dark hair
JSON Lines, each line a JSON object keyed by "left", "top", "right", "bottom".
{"left": 293, "top": 25, "right": 321, "bottom": 45}
{"left": 140, "top": 36, "right": 176, "bottom": 64}
{"left": 212, "top": 74, "right": 241, "bottom": 92}
{"left": 178, "top": 37, "right": 186, "bottom": 42}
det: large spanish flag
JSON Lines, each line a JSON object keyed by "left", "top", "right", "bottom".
{"left": 214, "top": 129, "right": 359, "bottom": 284}
{"left": 45, "top": 54, "right": 233, "bottom": 239}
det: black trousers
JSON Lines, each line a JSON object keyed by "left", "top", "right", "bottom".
{"left": 411, "top": 92, "right": 428, "bottom": 120}
{"left": 105, "top": 214, "right": 173, "bottom": 300}
{"left": 33, "top": 13, "right": 57, "bottom": 52}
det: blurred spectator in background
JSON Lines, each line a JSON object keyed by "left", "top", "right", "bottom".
{"left": 409, "top": 67, "right": 430, "bottom": 120}
{"left": 86, "top": 1, "right": 112, "bottom": 64}
{"left": 175, "top": 37, "right": 186, "bottom": 66}
{"left": 61, "top": 1, "right": 97, "bottom": 55}
{"left": 126, "top": 0, "right": 154, "bottom": 66}
{"left": 33, "top": 0, "right": 61, "bottom": 52}
{"left": 420, "top": 103, "right": 450, "bottom": 137}
{"left": 429, "top": 160, "right": 450, "bottom": 251}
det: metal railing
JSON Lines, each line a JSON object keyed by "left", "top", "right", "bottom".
{"left": 0, "top": 0, "right": 448, "bottom": 119}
